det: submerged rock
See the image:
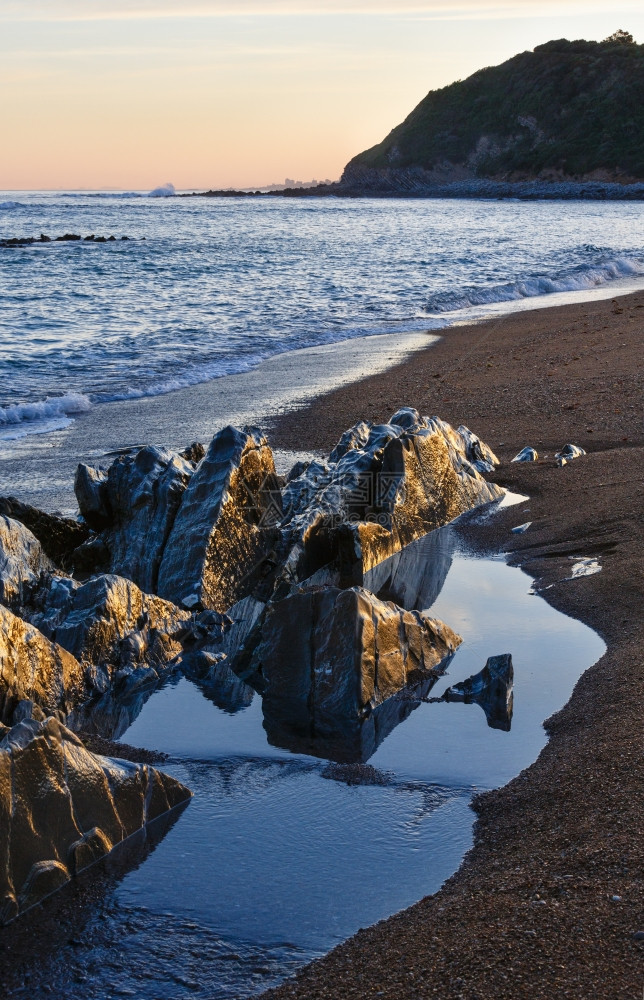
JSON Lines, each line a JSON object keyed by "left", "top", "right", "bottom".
{"left": 442, "top": 653, "right": 514, "bottom": 731}
{"left": 511, "top": 447, "right": 538, "bottom": 463}
{"left": 0, "top": 716, "right": 191, "bottom": 923}
{"left": 245, "top": 586, "right": 461, "bottom": 741}
{"left": 0, "top": 498, "right": 89, "bottom": 570}
{"left": 0, "top": 516, "right": 53, "bottom": 608}
{"left": 157, "top": 426, "right": 281, "bottom": 611}
{"left": 0, "top": 605, "right": 86, "bottom": 726}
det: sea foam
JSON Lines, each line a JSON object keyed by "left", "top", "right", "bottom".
{"left": 424, "top": 254, "right": 644, "bottom": 313}
{"left": 0, "top": 393, "right": 91, "bottom": 428}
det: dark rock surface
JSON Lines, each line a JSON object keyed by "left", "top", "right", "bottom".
{"left": 0, "top": 604, "right": 85, "bottom": 726}
{"left": 0, "top": 716, "right": 191, "bottom": 923}
{"left": 157, "top": 425, "right": 281, "bottom": 611}
{"left": 442, "top": 653, "right": 514, "bottom": 731}
{"left": 0, "top": 497, "right": 88, "bottom": 569}
{"left": 74, "top": 445, "right": 195, "bottom": 589}
{"left": 246, "top": 586, "right": 461, "bottom": 743}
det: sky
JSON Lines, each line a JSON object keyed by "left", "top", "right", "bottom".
{"left": 1, "top": 1, "right": 643, "bottom": 190}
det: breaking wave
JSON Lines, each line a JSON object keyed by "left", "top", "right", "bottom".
{"left": 0, "top": 392, "right": 91, "bottom": 430}
{"left": 424, "top": 254, "right": 644, "bottom": 314}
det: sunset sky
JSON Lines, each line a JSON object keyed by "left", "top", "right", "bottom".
{"left": 1, "top": 1, "right": 642, "bottom": 191}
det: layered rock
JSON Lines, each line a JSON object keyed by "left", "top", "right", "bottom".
{"left": 276, "top": 409, "right": 502, "bottom": 590}
{"left": 74, "top": 446, "right": 195, "bottom": 589}
{"left": 157, "top": 426, "right": 281, "bottom": 611}
{"left": 31, "top": 573, "right": 189, "bottom": 693}
{"left": 0, "top": 605, "right": 85, "bottom": 726}
{"left": 0, "top": 498, "right": 89, "bottom": 570}
{"left": 0, "top": 516, "right": 53, "bottom": 608}
{"left": 245, "top": 586, "right": 461, "bottom": 741}
{"left": 0, "top": 716, "right": 191, "bottom": 923}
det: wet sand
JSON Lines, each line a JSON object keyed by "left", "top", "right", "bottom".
{"left": 261, "top": 291, "right": 644, "bottom": 999}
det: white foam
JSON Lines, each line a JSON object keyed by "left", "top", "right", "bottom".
{"left": 424, "top": 255, "right": 644, "bottom": 314}
{"left": 0, "top": 393, "right": 91, "bottom": 429}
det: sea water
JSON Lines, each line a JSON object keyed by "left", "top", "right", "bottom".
{"left": 1, "top": 191, "right": 644, "bottom": 441}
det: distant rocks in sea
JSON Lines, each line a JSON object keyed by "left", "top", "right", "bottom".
{"left": 0, "top": 407, "right": 507, "bottom": 917}
{"left": 0, "top": 234, "right": 142, "bottom": 248}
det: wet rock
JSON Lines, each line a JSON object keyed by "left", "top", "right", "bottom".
{"left": 555, "top": 443, "right": 586, "bottom": 467}
{"left": 180, "top": 652, "right": 255, "bottom": 713}
{"left": 74, "top": 465, "right": 110, "bottom": 529}
{"left": 364, "top": 524, "right": 455, "bottom": 612}
{"left": 74, "top": 446, "right": 194, "bottom": 592}
{"left": 276, "top": 410, "right": 503, "bottom": 589}
{"left": 0, "top": 716, "right": 191, "bottom": 922}
{"left": 0, "top": 605, "right": 86, "bottom": 726}
{"left": 157, "top": 426, "right": 282, "bottom": 611}
{"left": 511, "top": 447, "right": 538, "bottom": 462}
{"left": 0, "top": 516, "right": 53, "bottom": 608}
{"left": 245, "top": 586, "right": 461, "bottom": 742}
{"left": 31, "top": 573, "right": 189, "bottom": 684}
{"left": 442, "top": 653, "right": 514, "bottom": 731}
{"left": 511, "top": 522, "right": 532, "bottom": 534}
{"left": 0, "top": 498, "right": 89, "bottom": 570}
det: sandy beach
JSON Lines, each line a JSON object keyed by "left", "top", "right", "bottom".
{"left": 257, "top": 289, "right": 644, "bottom": 999}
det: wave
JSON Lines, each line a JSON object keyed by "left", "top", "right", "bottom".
{"left": 148, "top": 183, "right": 176, "bottom": 198}
{"left": 423, "top": 254, "right": 644, "bottom": 314}
{"left": 0, "top": 201, "right": 24, "bottom": 210}
{"left": 0, "top": 392, "right": 91, "bottom": 429}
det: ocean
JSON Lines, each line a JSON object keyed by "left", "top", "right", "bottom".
{"left": 1, "top": 190, "right": 644, "bottom": 444}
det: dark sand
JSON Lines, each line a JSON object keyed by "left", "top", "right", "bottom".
{"left": 261, "top": 291, "right": 644, "bottom": 999}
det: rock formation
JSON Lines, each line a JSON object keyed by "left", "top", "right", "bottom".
{"left": 0, "top": 498, "right": 89, "bottom": 570}
{"left": 0, "top": 716, "right": 191, "bottom": 923}
{"left": 245, "top": 586, "right": 461, "bottom": 742}
{"left": 0, "top": 516, "right": 53, "bottom": 608}
{"left": 442, "top": 653, "right": 514, "bottom": 731}
{"left": 157, "top": 426, "right": 281, "bottom": 611}
{"left": 0, "top": 604, "right": 86, "bottom": 726}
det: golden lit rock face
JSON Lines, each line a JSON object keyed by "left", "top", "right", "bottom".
{"left": 158, "top": 426, "right": 281, "bottom": 612}
{"left": 249, "top": 586, "right": 461, "bottom": 738}
{"left": 0, "top": 717, "right": 191, "bottom": 924}
{"left": 0, "top": 516, "right": 53, "bottom": 608}
{"left": 0, "top": 605, "right": 85, "bottom": 726}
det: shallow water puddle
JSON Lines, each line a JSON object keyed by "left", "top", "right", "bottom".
{"left": 6, "top": 536, "right": 605, "bottom": 999}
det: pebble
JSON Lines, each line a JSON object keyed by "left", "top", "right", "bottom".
{"left": 632, "top": 931, "right": 644, "bottom": 941}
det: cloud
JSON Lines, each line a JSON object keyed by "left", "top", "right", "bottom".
{"left": 2, "top": 0, "right": 643, "bottom": 21}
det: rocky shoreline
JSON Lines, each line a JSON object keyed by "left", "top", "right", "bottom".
{"left": 258, "top": 290, "right": 644, "bottom": 999}
{"left": 0, "top": 406, "right": 507, "bottom": 929}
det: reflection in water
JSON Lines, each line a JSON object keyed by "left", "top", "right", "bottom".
{"left": 365, "top": 524, "right": 455, "bottom": 611}
{"left": 440, "top": 654, "right": 514, "bottom": 732}
{"left": 263, "top": 673, "right": 440, "bottom": 764}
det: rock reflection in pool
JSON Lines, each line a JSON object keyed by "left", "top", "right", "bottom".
{"left": 6, "top": 537, "right": 605, "bottom": 1000}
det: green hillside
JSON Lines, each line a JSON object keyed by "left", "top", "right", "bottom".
{"left": 346, "top": 33, "right": 644, "bottom": 182}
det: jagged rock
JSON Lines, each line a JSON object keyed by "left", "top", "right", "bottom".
{"left": 73, "top": 446, "right": 194, "bottom": 592}
{"left": 512, "top": 447, "right": 538, "bottom": 462}
{"left": 0, "top": 498, "right": 89, "bottom": 569}
{"left": 364, "top": 524, "right": 455, "bottom": 612}
{"left": 0, "top": 516, "right": 53, "bottom": 608}
{"left": 244, "top": 586, "right": 461, "bottom": 742}
{"left": 442, "top": 653, "right": 514, "bottom": 731}
{"left": 31, "top": 574, "right": 189, "bottom": 686}
{"left": 555, "top": 443, "right": 586, "bottom": 467}
{"left": 0, "top": 605, "right": 86, "bottom": 726}
{"left": 276, "top": 409, "right": 503, "bottom": 590}
{"left": 0, "top": 716, "right": 191, "bottom": 922}
{"left": 157, "top": 426, "right": 282, "bottom": 611}
{"left": 74, "top": 465, "right": 110, "bottom": 528}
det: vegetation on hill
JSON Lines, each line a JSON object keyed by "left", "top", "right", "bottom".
{"left": 347, "top": 33, "right": 644, "bottom": 181}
